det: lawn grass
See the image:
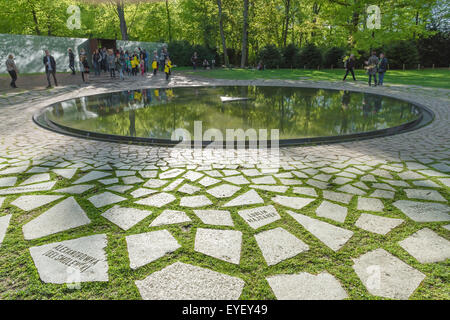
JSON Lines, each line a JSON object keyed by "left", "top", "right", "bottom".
{"left": 179, "top": 67, "right": 450, "bottom": 89}
{"left": 0, "top": 163, "right": 449, "bottom": 300}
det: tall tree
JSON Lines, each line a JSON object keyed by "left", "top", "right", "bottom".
{"left": 165, "top": 0, "right": 172, "bottom": 41}
{"left": 241, "top": 0, "right": 249, "bottom": 67}
{"left": 115, "top": 0, "right": 129, "bottom": 40}
{"left": 282, "top": 0, "right": 291, "bottom": 48}
{"left": 217, "top": 0, "right": 229, "bottom": 66}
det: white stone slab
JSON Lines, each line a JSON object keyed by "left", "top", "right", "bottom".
{"left": 255, "top": 227, "right": 309, "bottom": 266}
{"left": 115, "top": 170, "right": 136, "bottom": 177}
{"left": 135, "top": 262, "right": 244, "bottom": 300}
{"left": 267, "top": 271, "right": 348, "bottom": 300}
{"left": 223, "top": 190, "right": 264, "bottom": 207}
{"left": 130, "top": 188, "right": 157, "bottom": 198}
{"left": 372, "top": 183, "right": 395, "bottom": 191}
{"left": 404, "top": 189, "right": 446, "bottom": 202}
{"left": 193, "top": 210, "right": 234, "bottom": 227}
{"left": 88, "top": 192, "right": 127, "bottom": 208}
{"left": 369, "top": 189, "right": 395, "bottom": 199}
{"left": 357, "top": 197, "right": 384, "bottom": 212}
{"left": 355, "top": 213, "right": 404, "bottom": 235}
{"left": 0, "top": 181, "right": 56, "bottom": 195}
{"left": 139, "top": 171, "right": 158, "bottom": 178}
{"left": 323, "top": 190, "right": 353, "bottom": 204}
{"left": 177, "top": 184, "right": 201, "bottom": 195}
{"left": 222, "top": 175, "right": 250, "bottom": 185}
{"left": 99, "top": 178, "right": 119, "bottom": 185}
{"left": 180, "top": 195, "right": 212, "bottom": 208}
{"left": 398, "top": 228, "right": 450, "bottom": 263}
{"left": 252, "top": 176, "right": 277, "bottom": 185}
{"left": 159, "top": 168, "right": 185, "bottom": 179}
{"left": 337, "top": 184, "right": 366, "bottom": 196}
{"left": 183, "top": 171, "right": 204, "bottom": 182}
{"left": 287, "top": 210, "right": 353, "bottom": 251}
{"left": 412, "top": 180, "right": 440, "bottom": 188}
{"left": 198, "top": 176, "right": 220, "bottom": 187}
{"left": 279, "top": 178, "right": 302, "bottom": 186}
{"left": 23, "top": 197, "right": 91, "bottom": 240}
{"left": 292, "top": 187, "right": 318, "bottom": 197}
{"left": 0, "top": 166, "right": 28, "bottom": 175}
{"left": 194, "top": 228, "right": 242, "bottom": 264}
{"left": 106, "top": 185, "right": 134, "bottom": 193}
{"left": 352, "top": 248, "right": 425, "bottom": 299}
{"left": 316, "top": 200, "right": 348, "bottom": 223}
{"left": 305, "top": 179, "right": 328, "bottom": 189}
{"left": 122, "top": 176, "right": 144, "bottom": 185}
{"left": 150, "top": 210, "right": 191, "bottom": 227}
{"left": 398, "top": 171, "right": 426, "bottom": 180}
{"left": 0, "top": 176, "right": 17, "bottom": 187}
{"left": 135, "top": 192, "right": 176, "bottom": 208}
{"left": 272, "top": 195, "right": 315, "bottom": 210}
{"left": 250, "top": 185, "right": 289, "bottom": 193}
{"left": 162, "top": 178, "right": 184, "bottom": 191}
{"left": 73, "top": 171, "right": 111, "bottom": 184}
{"left": 11, "top": 195, "right": 64, "bottom": 211}
{"left": 53, "top": 184, "right": 94, "bottom": 194}
{"left": 393, "top": 200, "right": 450, "bottom": 222}
{"left": 0, "top": 214, "right": 12, "bottom": 247}
{"left": 238, "top": 205, "right": 280, "bottom": 229}
{"left": 126, "top": 230, "right": 181, "bottom": 269}
{"left": 102, "top": 205, "right": 152, "bottom": 231}
{"left": 207, "top": 184, "right": 241, "bottom": 198}
{"left": 143, "top": 179, "right": 169, "bottom": 189}
{"left": 19, "top": 173, "right": 50, "bottom": 186}
{"left": 29, "top": 234, "right": 108, "bottom": 283}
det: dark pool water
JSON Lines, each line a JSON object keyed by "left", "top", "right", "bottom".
{"left": 45, "top": 86, "right": 421, "bottom": 141}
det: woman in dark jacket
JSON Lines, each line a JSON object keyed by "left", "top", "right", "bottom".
{"left": 378, "top": 53, "right": 388, "bottom": 86}
{"left": 343, "top": 54, "right": 356, "bottom": 81}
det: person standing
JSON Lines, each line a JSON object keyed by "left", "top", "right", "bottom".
{"left": 92, "top": 49, "right": 101, "bottom": 76}
{"left": 43, "top": 50, "right": 58, "bottom": 88}
{"left": 152, "top": 53, "right": 158, "bottom": 76}
{"left": 80, "top": 55, "right": 90, "bottom": 83}
{"left": 68, "top": 48, "right": 75, "bottom": 75}
{"left": 6, "top": 54, "right": 19, "bottom": 88}
{"left": 159, "top": 48, "right": 166, "bottom": 72}
{"left": 164, "top": 57, "right": 173, "bottom": 81}
{"left": 144, "top": 49, "right": 149, "bottom": 73}
{"left": 107, "top": 49, "right": 116, "bottom": 78}
{"left": 343, "top": 54, "right": 356, "bottom": 81}
{"left": 365, "top": 51, "right": 379, "bottom": 87}
{"left": 116, "top": 52, "right": 124, "bottom": 80}
{"left": 378, "top": 53, "right": 388, "bottom": 86}
{"left": 191, "top": 52, "right": 198, "bottom": 70}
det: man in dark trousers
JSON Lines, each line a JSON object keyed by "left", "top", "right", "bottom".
{"left": 68, "top": 48, "right": 75, "bottom": 75}
{"left": 343, "top": 54, "right": 356, "bottom": 81}
{"left": 43, "top": 50, "right": 58, "bottom": 88}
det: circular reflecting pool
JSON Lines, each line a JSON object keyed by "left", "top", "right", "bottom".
{"left": 38, "top": 86, "right": 426, "bottom": 146}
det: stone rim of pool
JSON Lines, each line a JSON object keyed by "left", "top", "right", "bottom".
{"left": 33, "top": 85, "right": 434, "bottom": 148}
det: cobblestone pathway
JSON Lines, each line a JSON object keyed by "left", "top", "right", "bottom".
{"left": 0, "top": 73, "right": 448, "bottom": 300}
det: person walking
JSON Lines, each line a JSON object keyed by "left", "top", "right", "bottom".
{"left": 80, "top": 55, "right": 90, "bottom": 83}
{"left": 116, "top": 53, "right": 124, "bottom": 80}
{"left": 92, "top": 49, "right": 101, "bottom": 76}
{"left": 164, "top": 57, "right": 173, "bottom": 81}
{"left": 343, "top": 54, "right": 356, "bottom": 81}
{"left": 159, "top": 48, "right": 166, "bottom": 72}
{"left": 152, "top": 54, "right": 158, "bottom": 76}
{"left": 6, "top": 54, "right": 19, "bottom": 88}
{"left": 378, "top": 53, "right": 388, "bottom": 86}
{"left": 107, "top": 49, "right": 116, "bottom": 78}
{"left": 191, "top": 52, "right": 198, "bottom": 70}
{"left": 43, "top": 50, "right": 58, "bottom": 88}
{"left": 144, "top": 49, "right": 149, "bottom": 73}
{"left": 68, "top": 48, "right": 76, "bottom": 75}
{"left": 365, "top": 51, "right": 379, "bottom": 87}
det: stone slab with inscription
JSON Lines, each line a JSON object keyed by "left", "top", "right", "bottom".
{"left": 238, "top": 205, "right": 281, "bottom": 229}
{"left": 29, "top": 234, "right": 109, "bottom": 284}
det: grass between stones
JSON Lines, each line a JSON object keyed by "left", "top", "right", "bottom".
{"left": 179, "top": 68, "right": 450, "bottom": 90}
{"left": 0, "top": 162, "right": 449, "bottom": 300}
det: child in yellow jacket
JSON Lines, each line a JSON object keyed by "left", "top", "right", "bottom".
{"left": 152, "top": 58, "right": 158, "bottom": 76}
{"left": 164, "top": 57, "right": 172, "bottom": 81}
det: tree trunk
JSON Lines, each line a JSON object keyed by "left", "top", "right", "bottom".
{"left": 165, "top": 0, "right": 172, "bottom": 42}
{"left": 240, "top": 0, "right": 249, "bottom": 68}
{"left": 282, "top": 0, "right": 291, "bottom": 48}
{"left": 217, "top": 0, "right": 229, "bottom": 67}
{"left": 30, "top": 8, "right": 41, "bottom": 35}
{"left": 116, "top": 1, "right": 129, "bottom": 40}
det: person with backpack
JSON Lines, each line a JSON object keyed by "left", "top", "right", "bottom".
{"left": 80, "top": 55, "right": 90, "bottom": 83}
{"left": 342, "top": 54, "right": 356, "bottom": 81}
{"left": 164, "top": 57, "right": 173, "bottom": 81}
{"left": 68, "top": 48, "right": 76, "bottom": 75}
{"left": 378, "top": 53, "right": 388, "bottom": 86}
{"left": 6, "top": 54, "right": 19, "bottom": 88}
{"left": 107, "top": 49, "right": 116, "bottom": 78}
{"left": 43, "top": 50, "right": 58, "bottom": 88}
{"left": 365, "top": 51, "right": 379, "bottom": 87}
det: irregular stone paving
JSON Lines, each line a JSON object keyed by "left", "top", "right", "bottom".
{"left": 0, "top": 75, "right": 448, "bottom": 300}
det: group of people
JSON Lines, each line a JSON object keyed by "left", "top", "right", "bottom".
{"left": 191, "top": 52, "right": 215, "bottom": 70}
{"left": 343, "top": 51, "right": 389, "bottom": 86}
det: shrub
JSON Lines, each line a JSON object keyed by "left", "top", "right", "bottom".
{"left": 258, "top": 44, "right": 282, "bottom": 69}
{"left": 282, "top": 44, "right": 301, "bottom": 68}
{"left": 324, "top": 47, "right": 345, "bottom": 68}
{"left": 385, "top": 41, "right": 420, "bottom": 69}
{"left": 167, "top": 40, "right": 193, "bottom": 66}
{"left": 299, "top": 44, "right": 323, "bottom": 68}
